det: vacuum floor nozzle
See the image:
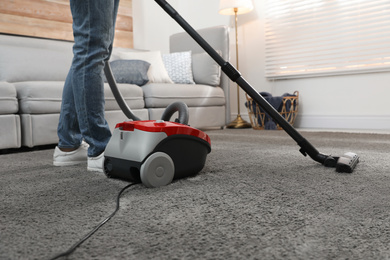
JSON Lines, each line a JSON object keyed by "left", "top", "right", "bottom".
{"left": 336, "top": 152, "right": 359, "bottom": 173}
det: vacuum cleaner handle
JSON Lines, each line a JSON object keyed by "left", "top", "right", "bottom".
{"left": 154, "top": 0, "right": 332, "bottom": 165}
{"left": 161, "top": 101, "right": 189, "bottom": 125}
{"left": 104, "top": 61, "right": 141, "bottom": 121}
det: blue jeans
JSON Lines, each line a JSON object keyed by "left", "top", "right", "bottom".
{"left": 57, "top": 0, "right": 120, "bottom": 157}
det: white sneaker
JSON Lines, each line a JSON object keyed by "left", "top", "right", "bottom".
{"left": 87, "top": 152, "right": 104, "bottom": 173}
{"left": 53, "top": 141, "right": 89, "bottom": 166}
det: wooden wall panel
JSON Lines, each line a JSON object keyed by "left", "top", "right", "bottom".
{"left": 0, "top": 0, "right": 133, "bottom": 48}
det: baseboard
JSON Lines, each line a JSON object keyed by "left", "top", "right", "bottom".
{"left": 230, "top": 113, "right": 390, "bottom": 131}
{"left": 295, "top": 115, "right": 390, "bottom": 130}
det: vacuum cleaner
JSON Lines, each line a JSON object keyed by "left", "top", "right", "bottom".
{"left": 104, "top": 0, "right": 359, "bottom": 188}
{"left": 103, "top": 119, "right": 211, "bottom": 188}
{"left": 103, "top": 59, "right": 211, "bottom": 188}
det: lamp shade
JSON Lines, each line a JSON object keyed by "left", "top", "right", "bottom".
{"left": 219, "top": 0, "right": 254, "bottom": 15}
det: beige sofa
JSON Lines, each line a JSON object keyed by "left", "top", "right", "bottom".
{"left": 0, "top": 26, "right": 230, "bottom": 150}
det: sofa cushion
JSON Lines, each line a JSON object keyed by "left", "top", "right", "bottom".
{"left": 115, "top": 50, "right": 174, "bottom": 84}
{"left": 104, "top": 83, "right": 145, "bottom": 111}
{"left": 15, "top": 81, "right": 144, "bottom": 114}
{"left": 0, "top": 34, "right": 73, "bottom": 82}
{"left": 142, "top": 83, "right": 225, "bottom": 108}
{"left": 104, "top": 60, "right": 150, "bottom": 86}
{"left": 192, "top": 52, "right": 221, "bottom": 86}
{"left": 15, "top": 81, "right": 63, "bottom": 114}
{"left": 0, "top": 82, "right": 18, "bottom": 114}
{"left": 162, "top": 51, "right": 195, "bottom": 84}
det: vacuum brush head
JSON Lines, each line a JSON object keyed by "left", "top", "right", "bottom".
{"left": 336, "top": 152, "right": 359, "bottom": 173}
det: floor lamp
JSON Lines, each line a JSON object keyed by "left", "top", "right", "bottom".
{"left": 219, "top": 0, "right": 253, "bottom": 129}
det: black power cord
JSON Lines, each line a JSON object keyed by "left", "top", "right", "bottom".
{"left": 47, "top": 183, "right": 138, "bottom": 260}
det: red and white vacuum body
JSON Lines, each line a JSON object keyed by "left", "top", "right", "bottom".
{"left": 103, "top": 120, "right": 211, "bottom": 187}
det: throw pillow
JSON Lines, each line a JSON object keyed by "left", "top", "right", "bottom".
{"left": 162, "top": 51, "right": 195, "bottom": 84}
{"left": 104, "top": 60, "right": 150, "bottom": 86}
{"left": 116, "top": 50, "right": 173, "bottom": 84}
{"left": 192, "top": 51, "right": 221, "bottom": 86}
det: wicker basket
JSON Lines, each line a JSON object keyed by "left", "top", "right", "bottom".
{"left": 245, "top": 91, "right": 299, "bottom": 130}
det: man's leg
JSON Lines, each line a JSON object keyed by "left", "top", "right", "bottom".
{"left": 56, "top": 0, "right": 120, "bottom": 169}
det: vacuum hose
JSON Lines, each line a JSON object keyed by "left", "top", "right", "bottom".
{"left": 104, "top": 60, "right": 189, "bottom": 125}
{"left": 104, "top": 61, "right": 141, "bottom": 121}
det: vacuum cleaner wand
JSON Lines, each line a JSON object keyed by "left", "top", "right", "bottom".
{"left": 155, "top": 0, "right": 359, "bottom": 173}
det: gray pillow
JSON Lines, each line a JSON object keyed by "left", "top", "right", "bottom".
{"left": 192, "top": 51, "right": 221, "bottom": 86}
{"left": 104, "top": 60, "right": 150, "bottom": 86}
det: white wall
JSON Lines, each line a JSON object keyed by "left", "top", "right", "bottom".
{"left": 133, "top": 0, "right": 390, "bottom": 131}
{"left": 132, "top": 0, "right": 230, "bottom": 52}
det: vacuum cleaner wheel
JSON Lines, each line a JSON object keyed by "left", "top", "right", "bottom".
{"left": 140, "top": 152, "right": 175, "bottom": 188}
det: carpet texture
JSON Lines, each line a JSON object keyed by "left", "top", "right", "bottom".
{"left": 1, "top": 129, "right": 389, "bottom": 260}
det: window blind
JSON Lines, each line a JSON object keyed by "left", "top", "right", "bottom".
{"left": 264, "top": 0, "right": 390, "bottom": 79}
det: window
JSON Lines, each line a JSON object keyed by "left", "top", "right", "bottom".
{"left": 265, "top": 0, "right": 390, "bottom": 79}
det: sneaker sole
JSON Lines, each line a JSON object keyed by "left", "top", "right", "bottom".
{"left": 87, "top": 167, "right": 104, "bottom": 173}
{"left": 53, "top": 160, "right": 86, "bottom": 167}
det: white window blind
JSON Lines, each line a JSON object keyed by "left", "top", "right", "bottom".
{"left": 265, "top": 0, "right": 390, "bottom": 79}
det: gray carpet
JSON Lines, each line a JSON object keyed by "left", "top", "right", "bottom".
{"left": 1, "top": 129, "right": 389, "bottom": 260}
